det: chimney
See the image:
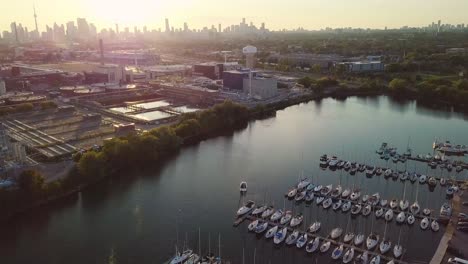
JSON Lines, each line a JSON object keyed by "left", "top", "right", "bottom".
{"left": 99, "top": 38, "right": 104, "bottom": 64}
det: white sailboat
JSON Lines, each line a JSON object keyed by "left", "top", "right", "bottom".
{"left": 420, "top": 217, "right": 429, "bottom": 230}
{"left": 343, "top": 247, "right": 355, "bottom": 263}
{"left": 393, "top": 227, "right": 403, "bottom": 258}
{"left": 399, "top": 181, "right": 409, "bottom": 211}
{"left": 379, "top": 222, "right": 392, "bottom": 254}
{"left": 265, "top": 225, "right": 278, "bottom": 239}
{"left": 306, "top": 237, "right": 320, "bottom": 253}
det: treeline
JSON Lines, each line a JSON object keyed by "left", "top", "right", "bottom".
{"left": 0, "top": 101, "right": 250, "bottom": 219}
{"left": 0, "top": 101, "right": 57, "bottom": 116}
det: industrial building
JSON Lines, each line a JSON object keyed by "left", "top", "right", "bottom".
{"left": 193, "top": 62, "right": 240, "bottom": 80}
{"left": 267, "top": 53, "right": 344, "bottom": 69}
{"left": 243, "top": 77, "right": 278, "bottom": 100}
{"left": 223, "top": 70, "right": 256, "bottom": 90}
{"left": 99, "top": 50, "right": 160, "bottom": 66}
{"left": 337, "top": 61, "right": 385, "bottom": 73}
{"left": 84, "top": 64, "right": 126, "bottom": 84}
{"left": 144, "top": 65, "right": 192, "bottom": 80}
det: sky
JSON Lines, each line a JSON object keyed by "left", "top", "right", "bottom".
{"left": 1, "top": 0, "right": 468, "bottom": 33}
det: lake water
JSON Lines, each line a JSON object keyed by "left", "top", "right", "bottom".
{"left": 1, "top": 96, "right": 468, "bottom": 264}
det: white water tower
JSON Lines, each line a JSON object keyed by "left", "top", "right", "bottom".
{"left": 242, "top": 45, "right": 257, "bottom": 69}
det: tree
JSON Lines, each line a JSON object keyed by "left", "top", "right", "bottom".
{"left": 297, "top": 76, "right": 313, "bottom": 88}
{"left": 18, "top": 170, "right": 45, "bottom": 195}
{"left": 388, "top": 78, "right": 409, "bottom": 93}
{"left": 174, "top": 119, "right": 201, "bottom": 139}
{"left": 311, "top": 64, "right": 322, "bottom": 73}
{"left": 78, "top": 151, "right": 106, "bottom": 179}
{"left": 455, "top": 79, "right": 468, "bottom": 91}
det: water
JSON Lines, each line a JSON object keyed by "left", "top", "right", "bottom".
{"left": 1, "top": 96, "right": 468, "bottom": 264}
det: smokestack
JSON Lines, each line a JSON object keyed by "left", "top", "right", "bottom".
{"left": 99, "top": 38, "right": 104, "bottom": 64}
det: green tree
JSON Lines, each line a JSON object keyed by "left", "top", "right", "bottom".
{"left": 297, "top": 76, "right": 312, "bottom": 88}
{"left": 455, "top": 79, "right": 468, "bottom": 91}
{"left": 388, "top": 78, "right": 409, "bottom": 93}
{"left": 78, "top": 151, "right": 106, "bottom": 179}
{"left": 174, "top": 119, "right": 201, "bottom": 139}
{"left": 18, "top": 170, "right": 45, "bottom": 194}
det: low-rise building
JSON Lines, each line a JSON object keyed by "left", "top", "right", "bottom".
{"left": 243, "top": 77, "right": 278, "bottom": 100}
{"left": 337, "top": 61, "right": 385, "bottom": 73}
{"left": 223, "top": 70, "right": 255, "bottom": 90}
{"left": 193, "top": 62, "right": 241, "bottom": 80}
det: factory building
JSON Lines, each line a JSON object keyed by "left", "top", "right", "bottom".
{"left": 337, "top": 61, "right": 385, "bottom": 73}
{"left": 100, "top": 51, "right": 160, "bottom": 66}
{"left": 243, "top": 77, "right": 278, "bottom": 100}
{"left": 193, "top": 62, "right": 240, "bottom": 80}
{"left": 145, "top": 65, "right": 192, "bottom": 80}
{"left": 84, "top": 64, "right": 126, "bottom": 84}
{"left": 223, "top": 70, "right": 256, "bottom": 90}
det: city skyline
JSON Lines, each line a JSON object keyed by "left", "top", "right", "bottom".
{"left": 2, "top": 0, "right": 468, "bottom": 33}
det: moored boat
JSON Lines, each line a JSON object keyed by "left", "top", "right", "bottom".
{"left": 237, "top": 200, "right": 255, "bottom": 216}
{"left": 320, "top": 240, "right": 331, "bottom": 253}
{"left": 274, "top": 227, "right": 288, "bottom": 244}
{"left": 306, "top": 237, "right": 320, "bottom": 253}
{"left": 366, "top": 233, "right": 379, "bottom": 250}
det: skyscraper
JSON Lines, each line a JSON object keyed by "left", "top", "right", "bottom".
{"left": 165, "top": 18, "right": 170, "bottom": 33}
{"left": 33, "top": 4, "right": 39, "bottom": 33}
{"left": 218, "top": 24, "right": 221, "bottom": 33}
{"left": 77, "top": 18, "right": 90, "bottom": 38}
{"left": 10, "top": 22, "right": 18, "bottom": 43}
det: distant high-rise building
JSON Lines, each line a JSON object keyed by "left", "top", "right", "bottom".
{"left": 33, "top": 4, "right": 39, "bottom": 33}
{"left": 10, "top": 22, "right": 18, "bottom": 43}
{"left": 66, "top": 21, "right": 76, "bottom": 38}
{"left": 261, "top": 22, "right": 265, "bottom": 30}
{"left": 165, "top": 18, "right": 170, "bottom": 33}
{"left": 77, "top": 18, "right": 90, "bottom": 38}
{"left": 184, "top": 22, "right": 188, "bottom": 32}
{"left": 218, "top": 24, "right": 221, "bottom": 33}
{"left": 115, "top": 24, "right": 119, "bottom": 34}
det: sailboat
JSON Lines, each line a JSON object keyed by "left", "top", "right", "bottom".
{"left": 273, "top": 227, "right": 288, "bottom": 244}
{"left": 370, "top": 255, "right": 381, "bottom": 264}
{"left": 342, "top": 200, "right": 352, "bottom": 212}
{"left": 240, "top": 181, "right": 247, "bottom": 193}
{"left": 255, "top": 221, "right": 268, "bottom": 234}
{"left": 296, "top": 233, "right": 308, "bottom": 248}
{"left": 367, "top": 206, "right": 379, "bottom": 250}
{"left": 375, "top": 207, "right": 384, "bottom": 218}
{"left": 379, "top": 222, "right": 392, "bottom": 254}
{"left": 407, "top": 214, "right": 415, "bottom": 225}
{"left": 290, "top": 214, "right": 303, "bottom": 227}
{"left": 431, "top": 220, "right": 440, "bottom": 232}
{"left": 420, "top": 217, "right": 429, "bottom": 230}
{"left": 320, "top": 240, "right": 331, "bottom": 253}
{"left": 252, "top": 205, "right": 267, "bottom": 216}
{"left": 169, "top": 248, "right": 193, "bottom": 264}
{"left": 393, "top": 228, "right": 403, "bottom": 258}
{"left": 333, "top": 199, "right": 343, "bottom": 211}
{"left": 309, "top": 221, "right": 321, "bottom": 233}
{"left": 330, "top": 227, "right": 343, "bottom": 240}
{"left": 237, "top": 201, "right": 255, "bottom": 216}
{"left": 410, "top": 181, "right": 421, "bottom": 215}
{"left": 399, "top": 181, "right": 409, "bottom": 211}
{"left": 306, "top": 237, "right": 320, "bottom": 253}
{"left": 280, "top": 211, "right": 292, "bottom": 225}
{"left": 385, "top": 209, "right": 394, "bottom": 222}
{"left": 285, "top": 230, "right": 299, "bottom": 245}
{"left": 355, "top": 251, "right": 369, "bottom": 264}
{"left": 343, "top": 247, "right": 355, "bottom": 263}
{"left": 343, "top": 213, "right": 355, "bottom": 243}
{"left": 261, "top": 206, "right": 274, "bottom": 219}
{"left": 331, "top": 244, "right": 344, "bottom": 260}
{"left": 248, "top": 220, "right": 259, "bottom": 232}
{"left": 265, "top": 225, "right": 278, "bottom": 239}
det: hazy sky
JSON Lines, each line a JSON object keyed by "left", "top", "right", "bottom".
{"left": 1, "top": 0, "right": 468, "bottom": 32}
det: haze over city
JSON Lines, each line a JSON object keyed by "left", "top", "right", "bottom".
{"left": 2, "top": 0, "right": 468, "bottom": 31}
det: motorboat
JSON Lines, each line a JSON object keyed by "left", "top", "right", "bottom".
{"left": 343, "top": 248, "right": 355, "bottom": 263}
{"left": 316, "top": 196, "right": 325, "bottom": 205}
{"left": 287, "top": 188, "right": 297, "bottom": 199}
{"left": 358, "top": 164, "right": 366, "bottom": 172}
{"left": 296, "top": 233, "right": 308, "bottom": 248}
{"left": 400, "top": 172, "right": 409, "bottom": 181}
{"left": 169, "top": 249, "right": 193, "bottom": 264}
{"left": 410, "top": 173, "right": 418, "bottom": 183}
{"left": 274, "top": 227, "right": 288, "bottom": 244}
{"left": 376, "top": 167, "right": 383, "bottom": 175}
{"left": 351, "top": 203, "right": 363, "bottom": 215}
{"left": 368, "top": 193, "right": 380, "bottom": 206}
{"left": 270, "top": 209, "right": 284, "bottom": 222}
{"left": 314, "top": 185, "right": 323, "bottom": 192}
{"left": 309, "top": 221, "right": 321, "bottom": 233}
{"left": 323, "top": 198, "right": 333, "bottom": 209}
{"left": 255, "top": 221, "right": 269, "bottom": 234}
{"left": 344, "top": 161, "right": 352, "bottom": 171}
{"left": 366, "top": 166, "right": 376, "bottom": 176}
{"left": 321, "top": 184, "right": 333, "bottom": 196}
{"left": 280, "top": 211, "right": 292, "bottom": 225}
{"left": 248, "top": 220, "right": 259, "bottom": 232}
{"left": 342, "top": 201, "right": 352, "bottom": 212}
{"left": 252, "top": 205, "right": 267, "bottom": 216}
{"left": 407, "top": 214, "right": 415, "bottom": 225}
{"left": 337, "top": 161, "right": 345, "bottom": 169}
{"left": 362, "top": 194, "right": 369, "bottom": 203}
{"left": 380, "top": 240, "right": 392, "bottom": 254}
{"left": 286, "top": 230, "right": 299, "bottom": 245}
{"left": 440, "top": 177, "right": 447, "bottom": 186}
{"left": 237, "top": 200, "right": 255, "bottom": 216}
{"left": 306, "top": 183, "right": 316, "bottom": 192}
{"left": 342, "top": 188, "right": 351, "bottom": 198}
{"left": 320, "top": 240, "right": 331, "bottom": 253}
{"left": 354, "top": 234, "right": 365, "bottom": 246}
{"left": 384, "top": 169, "right": 393, "bottom": 178}
{"left": 375, "top": 207, "right": 384, "bottom": 218}
{"left": 429, "top": 161, "right": 437, "bottom": 169}
{"left": 419, "top": 175, "right": 427, "bottom": 184}
{"left": 355, "top": 251, "right": 368, "bottom": 264}
{"left": 420, "top": 217, "right": 429, "bottom": 230}
{"left": 184, "top": 253, "right": 200, "bottom": 264}
{"left": 392, "top": 171, "right": 399, "bottom": 180}
{"left": 399, "top": 200, "right": 409, "bottom": 211}
{"left": 350, "top": 190, "right": 361, "bottom": 201}
{"left": 265, "top": 225, "right": 278, "bottom": 239}
{"left": 306, "top": 237, "right": 320, "bottom": 253}
{"left": 366, "top": 233, "right": 379, "bottom": 250}
{"left": 333, "top": 199, "right": 343, "bottom": 211}
{"left": 385, "top": 209, "right": 394, "bottom": 222}
{"left": 295, "top": 190, "right": 306, "bottom": 202}
{"left": 290, "top": 214, "right": 304, "bottom": 227}
{"left": 362, "top": 204, "right": 372, "bottom": 216}
{"left": 396, "top": 212, "right": 406, "bottom": 224}
{"left": 344, "top": 232, "right": 355, "bottom": 243}
{"left": 261, "top": 206, "right": 275, "bottom": 219}
{"left": 370, "top": 255, "right": 381, "bottom": 264}
{"left": 428, "top": 177, "right": 437, "bottom": 187}
{"left": 297, "top": 178, "right": 311, "bottom": 189}
{"left": 440, "top": 203, "right": 452, "bottom": 217}
{"left": 423, "top": 208, "right": 431, "bottom": 216}
{"left": 380, "top": 199, "right": 388, "bottom": 207}
{"left": 431, "top": 220, "right": 440, "bottom": 232}
{"left": 240, "top": 181, "right": 247, "bottom": 193}
{"left": 390, "top": 199, "right": 398, "bottom": 209}
{"left": 393, "top": 244, "right": 403, "bottom": 258}
{"left": 305, "top": 191, "right": 314, "bottom": 202}
{"left": 446, "top": 186, "right": 455, "bottom": 197}
{"left": 410, "top": 201, "right": 420, "bottom": 215}
{"left": 331, "top": 245, "right": 344, "bottom": 260}
{"left": 331, "top": 227, "right": 343, "bottom": 240}
{"left": 331, "top": 185, "right": 343, "bottom": 198}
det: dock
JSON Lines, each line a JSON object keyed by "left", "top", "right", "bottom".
{"left": 233, "top": 214, "right": 409, "bottom": 264}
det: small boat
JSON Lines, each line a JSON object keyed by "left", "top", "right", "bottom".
{"left": 333, "top": 199, "right": 343, "bottom": 211}
{"left": 265, "top": 225, "right": 278, "bottom": 239}
{"left": 331, "top": 245, "right": 344, "bottom": 260}
{"left": 351, "top": 203, "right": 363, "bottom": 215}
{"left": 393, "top": 244, "right": 403, "bottom": 258}
{"left": 368, "top": 193, "right": 380, "bottom": 206}
{"left": 342, "top": 201, "right": 352, "bottom": 212}
{"left": 428, "top": 177, "right": 437, "bottom": 187}
{"left": 286, "top": 230, "right": 299, "bottom": 245}
{"left": 309, "top": 221, "right": 321, "bottom": 233}
{"left": 400, "top": 172, "right": 409, "bottom": 181}
{"left": 331, "top": 185, "right": 343, "bottom": 198}
{"left": 362, "top": 204, "right": 372, "bottom": 216}
{"left": 376, "top": 168, "right": 383, "bottom": 175}
{"left": 366, "top": 233, "right": 379, "bottom": 250}
{"left": 344, "top": 161, "right": 352, "bottom": 171}
{"left": 255, "top": 221, "right": 269, "bottom": 234}
{"left": 355, "top": 251, "right": 369, "bottom": 264}
{"left": 252, "top": 205, "right": 267, "bottom": 216}
{"left": 305, "top": 191, "right": 314, "bottom": 202}
{"left": 407, "top": 214, "right": 415, "bottom": 225}
{"left": 280, "top": 211, "right": 292, "bottom": 225}
{"left": 350, "top": 190, "right": 361, "bottom": 201}
{"left": 350, "top": 165, "right": 358, "bottom": 175}
{"left": 396, "top": 212, "right": 406, "bottom": 223}
{"left": 354, "top": 233, "right": 365, "bottom": 246}
{"left": 295, "top": 190, "right": 306, "bottom": 202}
{"left": 431, "top": 220, "right": 440, "bottom": 232}
{"left": 440, "top": 178, "right": 447, "bottom": 186}
{"left": 331, "top": 227, "right": 343, "bottom": 240}
{"left": 380, "top": 199, "right": 388, "bottom": 207}
{"left": 423, "top": 208, "right": 431, "bottom": 216}
{"left": 440, "top": 203, "right": 452, "bottom": 217}
{"left": 320, "top": 240, "right": 331, "bottom": 253}
{"left": 314, "top": 185, "right": 323, "bottom": 192}
{"left": 297, "top": 178, "right": 311, "bottom": 189}
{"left": 362, "top": 194, "right": 369, "bottom": 203}
{"left": 321, "top": 184, "right": 333, "bottom": 196}
{"left": 385, "top": 209, "right": 394, "bottom": 222}
{"left": 420, "top": 217, "right": 429, "bottom": 230}
{"left": 390, "top": 199, "right": 398, "bottom": 209}
{"left": 290, "top": 214, "right": 303, "bottom": 227}
{"left": 446, "top": 186, "right": 455, "bottom": 197}
{"left": 296, "top": 233, "right": 308, "bottom": 248}
{"left": 410, "top": 201, "right": 420, "bottom": 215}
{"left": 410, "top": 173, "right": 418, "bottom": 183}
{"left": 270, "top": 209, "right": 284, "bottom": 222}
{"left": 358, "top": 164, "right": 366, "bottom": 172}
{"left": 169, "top": 249, "right": 193, "bottom": 264}
{"left": 344, "top": 232, "right": 355, "bottom": 243}
{"left": 248, "top": 220, "right": 259, "bottom": 231}
{"left": 274, "top": 227, "right": 288, "bottom": 244}
{"left": 456, "top": 166, "right": 463, "bottom": 172}
{"left": 343, "top": 247, "right": 355, "bottom": 263}
{"left": 323, "top": 198, "right": 333, "bottom": 209}
{"left": 419, "top": 175, "right": 427, "bottom": 184}
{"left": 342, "top": 188, "right": 351, "bottom": 198}
{"left": 399, "top": 200, "right": 409, "bottom": 211}
{"left": 447, "top": 164, "right": 453, "bottom": 171}
{"left": 366, "top": 166, "right": 376, "bottom": 176}
{"left": 384, "top": 169, "right": 393, "bottom": 178}
{"left": 429, "top": 161, "right": 437, "bottom": 169}
{"left": 380, "top": 240, "right": 392, "bottom": 254}
{"left": 240, "top": 181, "right": 247, "bottom": 193}
{"left": 287, "top": 188, "right": 297, "bottom": 199}
{"left": 306, "top": 237, "right": 320, "bottom": 253}
{"left": 316, "top": 196, "right": 325, "bottom": 205}
{"left": 237, "top": 200, "right": 255, "bottom": 216}
{"left": 261, "top": 206, "right": 274, "bottom": 219}
{"left": 370, "top": 255, "right": 381, "bottom": 264}
{"left": 392, "top": 171, "right": 399, "bottom": 180}
{"left": 375, "top": 207, "right": 384, "bottom": 218}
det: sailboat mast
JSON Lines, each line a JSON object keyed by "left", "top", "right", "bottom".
{"left": 198, "top": 228, "right": 201, "bottom": 258}
{"left": 218, "top": 233, "right": 221, "bottom": 260}
{"left": 253, "top": 248, "right": 256, "bottom": 264}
